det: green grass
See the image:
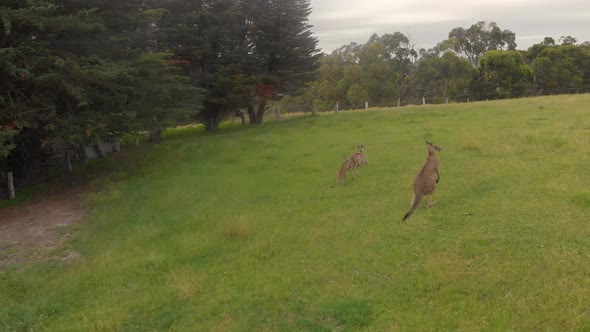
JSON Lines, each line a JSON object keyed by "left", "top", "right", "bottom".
{"left": 2, "top": 94, "right": 590, "bottom": 330}
{"left": 0, "top": 183, "right": 48, "bottom": 209}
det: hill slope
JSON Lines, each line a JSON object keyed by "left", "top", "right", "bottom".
{"left": 2, "top": 95, "right": 590, "bottom": 330}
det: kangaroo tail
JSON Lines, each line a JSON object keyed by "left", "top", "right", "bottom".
{"left": 402, "top": 192, "right": 423, "bottom": 221}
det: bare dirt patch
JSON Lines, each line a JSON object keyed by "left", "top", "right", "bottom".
{"left": 0, "top": 145, "right": 151, "bottom": 269}
{"left": 0, "top": 178, "right": 87, "bottom": 268}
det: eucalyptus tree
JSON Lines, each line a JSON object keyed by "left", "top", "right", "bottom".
{"left": 413, "top": 51, "right": 474, "bottom": 102}
{"left": 442, "top": 21, "right": 516, "bottom": 67}
{"left": 475, "top": 50, "right": 533, "bottom": 99}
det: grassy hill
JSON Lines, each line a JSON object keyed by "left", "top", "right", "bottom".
{"left": 2, "top": 94, "right": 590, "bottom": 330}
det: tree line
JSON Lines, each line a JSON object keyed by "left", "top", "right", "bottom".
{"left": 1, "top": 0, "right": 320, "bottom": 181}
{"left": 2, "top": 2, "right": 590, "bottom": 190}
{"left": 297, "top": 22, "right": 590, "bottom": 111}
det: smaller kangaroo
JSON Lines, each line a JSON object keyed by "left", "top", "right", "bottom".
{"left": 336, "top": 156, "right": 353, "bottom": 185}
{"left": 350, "top": 145, "right": 368, "bottom": 170}
{"left": 402, "top": 141, "right": 442, "bottom": 221}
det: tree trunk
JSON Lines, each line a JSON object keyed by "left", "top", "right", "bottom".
{"left": 149, "top": 129, "right": 163, "bottom": 142}
{"left": 238, "top": 111, "right": 246, "bottom": 127}
{"left": 204, "top": 119, "right": 218, "bottom": 132}
{"left": 65, "top": 150, "right": 73, "bottom": 172}
{"left": 204, "top": 112, "right": 224, "bottom": 132}
{"left": 255, "top": 102, "right": 266, "bottom": 124}
{"left": 247, "top": 102, "right": 257, "bottom": 125}
{"left": 96, "top": 140, "right": 107, "bottom": 158}
{"left": 7, "top": 171, "right": 15, "bottom": 200}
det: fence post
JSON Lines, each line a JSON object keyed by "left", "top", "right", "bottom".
{"left": 112, "top": 138, "right": 121, "bottom": 152}
{"left": 66, "top": 150, "right": 73, "bottom": 172}
{"left": 446, "top": 97, "right": 449, "bottom": 104}
{"left": 467, "top": 98, "right": 470, "bottom": 103}
{"left": 422, "top": 97, "right": 425, "bottom": 105}
{"left": 96, "top": 140, "right": 107, "bottom": 158}
{"left": 7, "top": 171, "right": 15, "bottom": 200}
{"left": 275, "top": 107, "right": 281, "bottom": 122}
{"left": 335, "top": 102, "right": 339, "bottom": 113}
{"left": 312, "top": 103, "right": 317, "bottom": 116}
{"left": 365, "top": 101, "right": 368, "bottom": 110}
{"left": 397, "top": 98, "right": 400, "bottom": 107}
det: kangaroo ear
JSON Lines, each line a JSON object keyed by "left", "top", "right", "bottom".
{"left": 425, "top": 140, "right": 431, "bottom": 145}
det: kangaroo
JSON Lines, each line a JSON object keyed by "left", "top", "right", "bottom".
{"left": 350, "top": 145, "right": 368, "bottom": 170}
{"left": 336, "top": 156, "right": 353, "bottom": 185}
{"left": 402, "top": 141, "right": 442, "bottom": 221}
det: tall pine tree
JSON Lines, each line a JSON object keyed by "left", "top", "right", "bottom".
{"left": 243, "top": 0, "right": 321, "bottom": 124}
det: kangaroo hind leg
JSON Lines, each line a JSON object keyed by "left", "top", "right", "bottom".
{"left": 427, "top": 194, "right": 437, "bottom": 207}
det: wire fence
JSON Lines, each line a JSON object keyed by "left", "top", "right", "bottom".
{"left": 0, "top": 152, "right": 71, "bottom": 200}
{"left": 271, "top": 85, "right": 590, "bottom": 114}
{"left": 0, "top": 138, "right": 127, "bottom": 201}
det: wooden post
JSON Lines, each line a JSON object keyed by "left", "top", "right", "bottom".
{"left": 7, "top": 171, "right": 15, "bottom": 200}
{"left": 422, "top": 97, "right": 425, "bottom": 105}
{"left": 275, "top": 107, "right": 281, "bottom": 122}
{"left": 446, "top": 97, "right": 449, "bottom": 104}
{"left": 96, "top": 140, "right": 107, "bottom": 158}
{"left": 467, "top": 98, "right": 470, "bottom": 103}
{"left": 135, "top": 135, "right": 139, "bottom": 147}
{"left": 365, "top": 101, "right": 368, "bottom": 110}
{"left": 66, "top": 150, "right": 73, "bottom": 172}
{"left": 81, "top": 145, "right": 89, "bottom": 162}
{"left": 335, "top": 102, "right": 339, "bottom": 113}
{"left": 397, "top": 98, "right": 400, "bottom": 108}
{"left": 312, "top": 103, "right": 317, "bottom": 116}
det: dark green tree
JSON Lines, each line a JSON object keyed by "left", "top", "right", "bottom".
{"left": 0, "top": 0, "right": 106, "bottom": 174}
{"left": 243, "top": 0, "right": 321, "bottom": 124}
{"left": 473, "top": 50, "right": 533, "bottom": 99}
{"left": 413, "top": 51, "right": 474, "bottom": 102}
{"left": 1, "top": 0, "right": 201, "bottom": 178}
{"left": 159, "top": 0, "right": 249, "bottom": 131}
{"left": 376, "top": 32, "right": 418, "bottom": 102}
{"left": 532, "top": 45, "right": 585, "bottom": 93}
{"left": 346, "top": 84, "right": 369, "bottom": 109}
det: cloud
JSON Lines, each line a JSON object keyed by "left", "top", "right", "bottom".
{"left": 308, "top": 0, "right": 590, "bottom": 53}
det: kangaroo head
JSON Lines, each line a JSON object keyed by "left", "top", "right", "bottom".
{"left": 426, "top": 140, "right": 442, "bottom": 153}
{"left": 357, "top": 145, "right": 364, "bottom": 152}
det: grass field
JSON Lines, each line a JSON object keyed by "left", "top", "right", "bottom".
{"left": 2, "top": 94, "right": 590, "bottom": 330}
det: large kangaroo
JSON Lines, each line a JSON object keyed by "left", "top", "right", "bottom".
{"left": 336, "top": 156, "right": 353, "bottom": 185}
{"left": 350, "top": 145, "right": 368, "bottom": 169}
{"left": 402, "top": 141, "right": 442, "bottom": 221}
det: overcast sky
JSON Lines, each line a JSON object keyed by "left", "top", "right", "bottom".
{"left": 308, "top": 0, "right": 590, "bottom": 53}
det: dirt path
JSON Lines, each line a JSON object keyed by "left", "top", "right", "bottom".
{"left": 0, "top": 145, "right": 151, "bottom": 269}
{"left": 0, "top": 178, "right": 87, "bottom": 268}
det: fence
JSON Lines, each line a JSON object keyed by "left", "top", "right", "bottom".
{"left": 1, "top": 138, "right": 122, "bottom": 200}
{"left": 270, "top": 85, "right": 590, "bottom": 117}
